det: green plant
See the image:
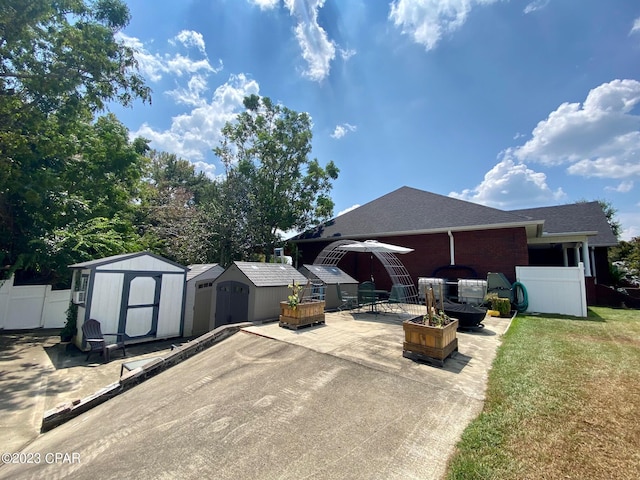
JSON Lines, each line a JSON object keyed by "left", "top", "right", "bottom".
{"left": 287, "top": 281, "right": 304, "bottom": 310}
{"left": 486, "top": 293, "right": 511, "bottom": 317}
{"left": 60, "top": 302, "right": 78, "bottom": 340}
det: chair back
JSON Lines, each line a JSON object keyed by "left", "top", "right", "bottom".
{"left": 82, "top": 319, "right": 104, "bottom": 340}
{"left": 389, "top": 284, "right": 408, "bottom": 303}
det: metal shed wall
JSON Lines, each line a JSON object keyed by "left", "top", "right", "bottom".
{"left": 184, "top": 265, "right": 224, "bottom": 336}
{"left": 72, "top": 253, "right": 187, "bottom": 349}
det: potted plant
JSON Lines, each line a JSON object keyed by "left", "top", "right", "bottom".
{"left": 402, "top": 286, "right": 458, "bottom": 367}
{"left": 279, "top": 280, "right": 325, "bottom": 329}
{"left": 485, "top": 293, "right": 511, "bottom": 317}
{"left": 60, "top": 302, "right": 78, "bottom": 342}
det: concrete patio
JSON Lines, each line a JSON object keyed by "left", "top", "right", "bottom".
{"left": 0, "top": 309, "right": 512, "bottom": 479}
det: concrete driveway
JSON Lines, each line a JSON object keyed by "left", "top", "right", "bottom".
{"left": 0, "top": 311, "right": 510, "bottom": 480}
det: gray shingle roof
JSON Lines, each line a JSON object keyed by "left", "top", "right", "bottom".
{"left": 235, "top": 262, "right": 308, "bottom": 287}
{"left": 186, "top": 264, "right": 224, "bottom": 282}
{"left": 292, "top": 186, "right": 536, "bottom": 241}
{"left": 510, "top": 202, "right": 618, "bottom": 247}
{"left": 301, "top": 265, "right": 358, "bottom": 285}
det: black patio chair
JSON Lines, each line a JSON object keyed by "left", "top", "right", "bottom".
{"left": 336, "top": 284, "right": 358, "bottom": 311}
{"left": 81, "top": 319, "right": 126, "bottom": 363}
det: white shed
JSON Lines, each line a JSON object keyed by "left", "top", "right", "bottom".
{"left": 69, "top": 252, "right": 187, "bottom": 349}
{"left": 184, "top": 263, "right": 224, "bottom": 337}
{"left": 299, "top": 264, "right": 358, "bottom": 310}
{"left": 210, "top": 262, "right": 308, "bottom": 327}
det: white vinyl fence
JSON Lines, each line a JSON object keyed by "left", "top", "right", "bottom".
{"left": 516, "top": 264, "right": 587, "bottom": 317}
{"left": 0, "top": 276, "right": 70, "bottom": 330}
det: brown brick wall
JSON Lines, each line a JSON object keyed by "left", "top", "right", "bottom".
{"left": 292, "top": 227, "right": 529, "bottom": 290}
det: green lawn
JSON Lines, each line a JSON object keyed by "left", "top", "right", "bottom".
{"left": 446, "top": 307, "right": 640, "bottom": 480}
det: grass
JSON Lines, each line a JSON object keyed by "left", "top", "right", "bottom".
{"left": 446, "top": 307, "right": 640, "bottom": 480}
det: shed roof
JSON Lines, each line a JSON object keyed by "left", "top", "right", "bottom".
{"left": 301, "top": 265, "right": 358, "bottom": 285}
{"left": 511, "top": 202, "right": 618, "bottom": 247}
{"left": 186, "top": 264, "right": 224, "bottom": 282}
{"left": 69, "top": 251, "right": 187, "bottom": 270}
{"left": 234, "top": 262, "right": 308, "bottom": 287}
{"left": 291, "top": 186, "right": 539, "bottom": 241}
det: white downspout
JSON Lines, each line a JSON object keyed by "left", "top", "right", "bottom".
{"left": 582, "top": 238, "right": 592, "bottom": 277}
{"left": 448, "top": 230, "right": 455, "bottom": 266}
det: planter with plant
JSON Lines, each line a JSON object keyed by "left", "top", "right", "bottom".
{"left": 485, "top": 293, "right": 512, "bottom": 317}
{"left": 403, "top": 286, "right": 458, "bottom": 367}
{"left": 279, "top": 280, "right": 325, "bottom": 329}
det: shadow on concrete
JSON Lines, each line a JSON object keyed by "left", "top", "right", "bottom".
{"left": 42, "top": 337, "right": 195, "bottom": 371}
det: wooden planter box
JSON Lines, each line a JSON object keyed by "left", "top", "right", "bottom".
{"left": 402, "top": 318, "right": 459, "bottom": 367}
{"left": 279, "top": 301, "right": 325, "bottom": 330}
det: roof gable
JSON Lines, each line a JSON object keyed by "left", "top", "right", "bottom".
{"left": 234, "top": 262, "right": 308, "bottom": 287}
{"left": 69, "top": 251, "right": 187, "bottom": 272}
{"left": 293, "top": 186, "right": 536, "bottom": 241}
{"left": 511, "top": 202, "right": 618, "bottom": 246}
{"left": 186, "top": 264, "right": 224, "bottom": 282}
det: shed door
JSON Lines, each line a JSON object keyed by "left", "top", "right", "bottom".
{"left": 192, "top": 280, "right": 214, "bottom": 336}
{"left": 119, "top": 273, "right": 161, "bottom": 340}
{"left": 215, "top": 281, "right": 249, "bottom": 327}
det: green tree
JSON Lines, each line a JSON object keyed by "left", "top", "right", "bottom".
{"left": 0, "top": 0, "right": 151, "bottom": 280}
{"left": 213, "top": 95, "right": 339, "bottom": 263}
{"left": 139, "top": 151, "right": 214, "bottom": 265}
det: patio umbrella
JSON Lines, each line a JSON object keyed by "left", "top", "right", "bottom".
{"left": 337, "top": 240, "right": 414, "bottom": 282}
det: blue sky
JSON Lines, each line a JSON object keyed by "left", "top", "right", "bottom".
{"left": 110, "top": 0, "right": 640, "bottom": 240}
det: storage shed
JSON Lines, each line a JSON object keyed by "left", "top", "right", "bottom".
{"left": 299, "top": 264, "right": 358, "bottom": 310}
{"left": 210, "top": 262, "right": 308, "bottom": 327}
{"left": 69, "top": 252, "right": 187, "bottom": 350}
{"left": 184, "top": 264, "right": 225, "bottom": 337}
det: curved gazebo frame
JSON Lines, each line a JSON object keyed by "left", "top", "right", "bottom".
{"left": 312, "top": 240, "right": 423, "bottom": 315}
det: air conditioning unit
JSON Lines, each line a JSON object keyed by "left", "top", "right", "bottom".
{"left": 72, "top": 291, "right": 86, "bottom": 304}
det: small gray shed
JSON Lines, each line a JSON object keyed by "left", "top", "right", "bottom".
{"left": 299, "top": 264, "right": 358, "bottom": 310}
{"left": 69, "top": 252, "right": 187, "bottom": 349}
{"left": 184, "top": 264, "right": 225, "bottom": 337}
{"left": 210, "top": 262, "right": 308, "bottom": 327}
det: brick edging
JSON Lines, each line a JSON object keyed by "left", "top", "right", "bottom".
{"left": 41, "top": 323, "right": 252, "bottom": 433}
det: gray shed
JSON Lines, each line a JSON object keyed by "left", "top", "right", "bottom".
{"left": 299, "top": 264, "right": 358, "bottom": 310}
{"left": 69, "top": 252, "right": 187, "bottom": 349}
{"left": 210, "top": 262, "right": 308, "bottom": 327}
{"left": 184, "top": 264, "right": 225, "bottom": 337}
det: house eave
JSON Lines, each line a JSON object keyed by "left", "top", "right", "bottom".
{"left": 290, "top": 220, "right": 543, "bottom": 243}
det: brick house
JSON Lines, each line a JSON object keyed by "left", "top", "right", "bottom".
{"left": 289, "top": 187, "right": 617, "bottom": 304}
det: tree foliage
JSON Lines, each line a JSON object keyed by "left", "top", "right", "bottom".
{"left": 0, "top": 0, "right": 151, "bottom": 282}
{"left": 139, "top": 151, "right": 215, "bottom": 265}
{"left": 213, "top": 95, "right": 339, "bottom": 264}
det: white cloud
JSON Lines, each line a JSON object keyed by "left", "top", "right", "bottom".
{"left": 524, "top": 0, "right": 550, "bottom": 14}
{"left": 330, "top": 123, "right": 357, "bottom": 139}
{"left": 117, "top": 32, "right": 221, "bottom": 82}
{"left": 171, "top": 30, "right": 207, "bottom": 53}
{"left": 339, "top": 48, "right": 357, "bottom": 61}
{"left": 166, "top": 74, "right": 210, "bottom": 107}
{"left": 514, "top": 79, "right": 640, "bottom": 179}
{"left": 248, "top": 0, "right": 280, "bottom": 9}
{"left": 336, "top": 204, "right": 361, "bottom": 217}
{"left": 619, "top": 211, "right": 640, "bottom": 241}
{"left": 605, "top": 180, "right": 634, "bottom": 193}
{"left": 631, "top": 17, "right": 640, "bottom": 35}
{"left": 284, "top": 0, "right": 336, "bottom": 81}
{"left": 192, "top": 161, "right": 218, "bottom": 180}
{"left": 449, "top": 157, "right": 566, "bottom": 209}
{"left": 388, "top": 0, "right": 500, "bottom": 51}
{"left": 132, "top": 74, "right": 260, "bottom": 163}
